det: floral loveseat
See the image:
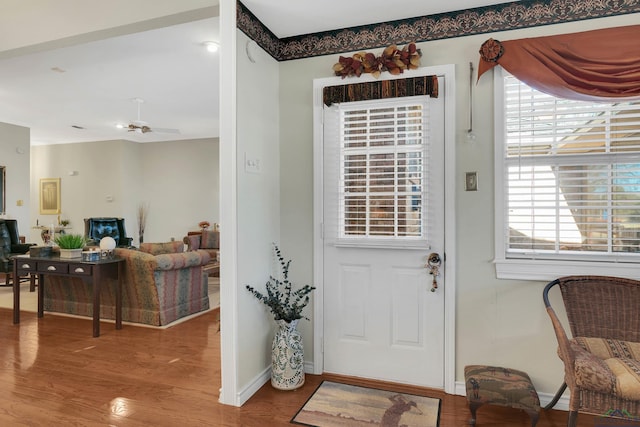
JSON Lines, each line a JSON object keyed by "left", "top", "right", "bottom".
{"left": 43, "top": 241, "right": 211, "bottom": 326}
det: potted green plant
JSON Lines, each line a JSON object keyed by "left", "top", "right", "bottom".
{"left": 246, "top": 244, "right": 315, "bottom": 391}
{"left": 54, "top": 233, "right": 86, "bottom": 258}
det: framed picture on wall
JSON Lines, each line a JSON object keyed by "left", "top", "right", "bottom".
{"left": 39, "top": 178, "right": 61, "bottom": 215}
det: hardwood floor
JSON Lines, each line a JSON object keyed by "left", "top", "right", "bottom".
{"left": 0, "top": 307, "right": 598, "bottom": 426}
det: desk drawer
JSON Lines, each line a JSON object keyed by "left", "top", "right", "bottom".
{"left": 37, "top": 261, "right": 69, "bottom": 274}
{"left": 68, "top": 263, "right": 92, "bottom": 276}
{"left": 16, "top": 259, "right": 37, "bottom": 272}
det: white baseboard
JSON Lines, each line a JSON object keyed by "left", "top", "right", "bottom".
{"left": 454, "top": 381, "right": 570, "bottom": 411}
{"left": 237, "top": 366, "right": 271, "bottom": 406}
{"left": 304, "top": 361, "right": 314, "bottom": 374}
{"left": 236, "top": 362, "right": 315, "bottom": 406}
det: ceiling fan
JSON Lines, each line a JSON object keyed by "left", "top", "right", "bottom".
{"left": 119, "top": 98, "right": 180, "bottom": 135}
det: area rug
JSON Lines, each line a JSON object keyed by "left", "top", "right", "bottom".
{"left": 291, "top": 381, "right": 440, "bottom": 427}
{"left": 0, "top": 282, "right": 38, "bottom": 312}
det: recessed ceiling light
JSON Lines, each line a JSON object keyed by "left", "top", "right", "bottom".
{"left": 203, "top": 41, "right": 219, "bottom": 53}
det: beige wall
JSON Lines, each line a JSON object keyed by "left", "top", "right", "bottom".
{"left": 235, "top": 29, "right": 281, "bottom": 390}
{"left": 279, "top": 13, "right": 640, "bottom": 398}
{"left": 30, "top": 138, "right": 219, "bottom": 245}
{"left": 0, "top": 122, "right": 31, "bottom": 229}
{"left": 140, "top": 138, "right": 220, "bottom": 241}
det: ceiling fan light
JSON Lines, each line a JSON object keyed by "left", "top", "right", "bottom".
{"left": 204, "top": 41, "right": 219, "bottom": 53}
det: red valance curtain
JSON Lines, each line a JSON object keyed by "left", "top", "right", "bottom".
{"left": 477, "top": 25, "right": 640, "bottom": 101}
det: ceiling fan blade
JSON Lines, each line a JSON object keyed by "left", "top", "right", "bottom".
{"left": 120, "top": 101, "right": 179, "bottom": 136}
{"left": 152, "top": 128, "right": 181, "bottom": 134}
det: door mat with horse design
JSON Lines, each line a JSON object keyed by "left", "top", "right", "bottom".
{"left": 291, "top": 381, "right": 440, "bottom": 427}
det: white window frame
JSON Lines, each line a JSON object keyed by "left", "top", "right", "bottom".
{"left": 493, "top": 68, "right": 640, "bottom": 281}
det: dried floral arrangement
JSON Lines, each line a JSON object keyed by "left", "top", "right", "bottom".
{"left": 137, "top": 203, "right": 149, "bottom": 243}
{"left": 332, "top": 42, "right": 421, "bottom": 79}
{"left": 246, "top": 244, "right": 316, "bottom": 323}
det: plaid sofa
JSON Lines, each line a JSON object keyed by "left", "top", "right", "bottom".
{"left": 43, "top": 242, "right": 211, "bottom": 326}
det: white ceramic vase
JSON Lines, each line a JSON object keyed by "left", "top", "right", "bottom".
{"left": 271, "top": 319, "right": 305, "bottom": 390}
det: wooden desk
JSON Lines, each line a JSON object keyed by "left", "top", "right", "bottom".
{"left": 13, "top": 254, "right": 124, "bottom": 337}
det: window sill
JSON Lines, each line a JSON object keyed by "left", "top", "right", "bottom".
{"left": 494, "top": 258, "right": 640, "bottom": 281}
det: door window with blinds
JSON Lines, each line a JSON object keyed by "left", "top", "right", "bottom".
{"left": 335, "top": 98, "right": 430, "bottom": 244}
{"left": 499, "top": 73, "right": 640, "bottom": 260}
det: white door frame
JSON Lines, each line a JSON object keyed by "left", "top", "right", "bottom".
{"left": 312, "top": 64, "right": 457, "bottom": 394}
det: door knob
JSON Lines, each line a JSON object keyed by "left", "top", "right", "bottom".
{"left": 425, "top": 252, "right": 442, "bottom": 292}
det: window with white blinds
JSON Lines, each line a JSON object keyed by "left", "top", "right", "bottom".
{"left": 338, "top": 99, "right": 429, "bottom": 241}
{"left": 501, "top": 73, "right": 640, "bottom": 259}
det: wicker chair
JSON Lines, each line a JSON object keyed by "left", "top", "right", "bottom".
{"left": 543, "top": 275, "right": 640, "bottom": 426}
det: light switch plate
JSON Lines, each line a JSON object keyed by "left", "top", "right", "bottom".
{"left": 244, "top": 152, "right": 261, "bottom": 174}
{"left": 465, "top": 172, "right": 478, "bottom": 191}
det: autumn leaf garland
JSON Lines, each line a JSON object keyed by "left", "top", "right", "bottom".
{"left": 332, "top": 42, "right": 422, "bottom": 79}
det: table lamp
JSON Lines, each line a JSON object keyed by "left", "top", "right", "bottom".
{"left": 99, "top": 236, "right": 116, "bottom": 258}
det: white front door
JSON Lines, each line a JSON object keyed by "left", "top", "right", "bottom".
{"left": 321, "top": 87, "right": 446, "bottom": 388}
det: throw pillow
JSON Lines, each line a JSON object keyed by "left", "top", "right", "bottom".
{"left": 574, "top": 337, "right": 640, "bottom": 361}
{"left": 140, "top": 241, "right": 184, "bottom": 255}
{"left": 200, "top": 231, "right": 219, "bottom": 249}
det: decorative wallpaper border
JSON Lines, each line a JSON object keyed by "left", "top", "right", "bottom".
{"left": 237, "top": 0, "right": 640, "bottom": 61}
